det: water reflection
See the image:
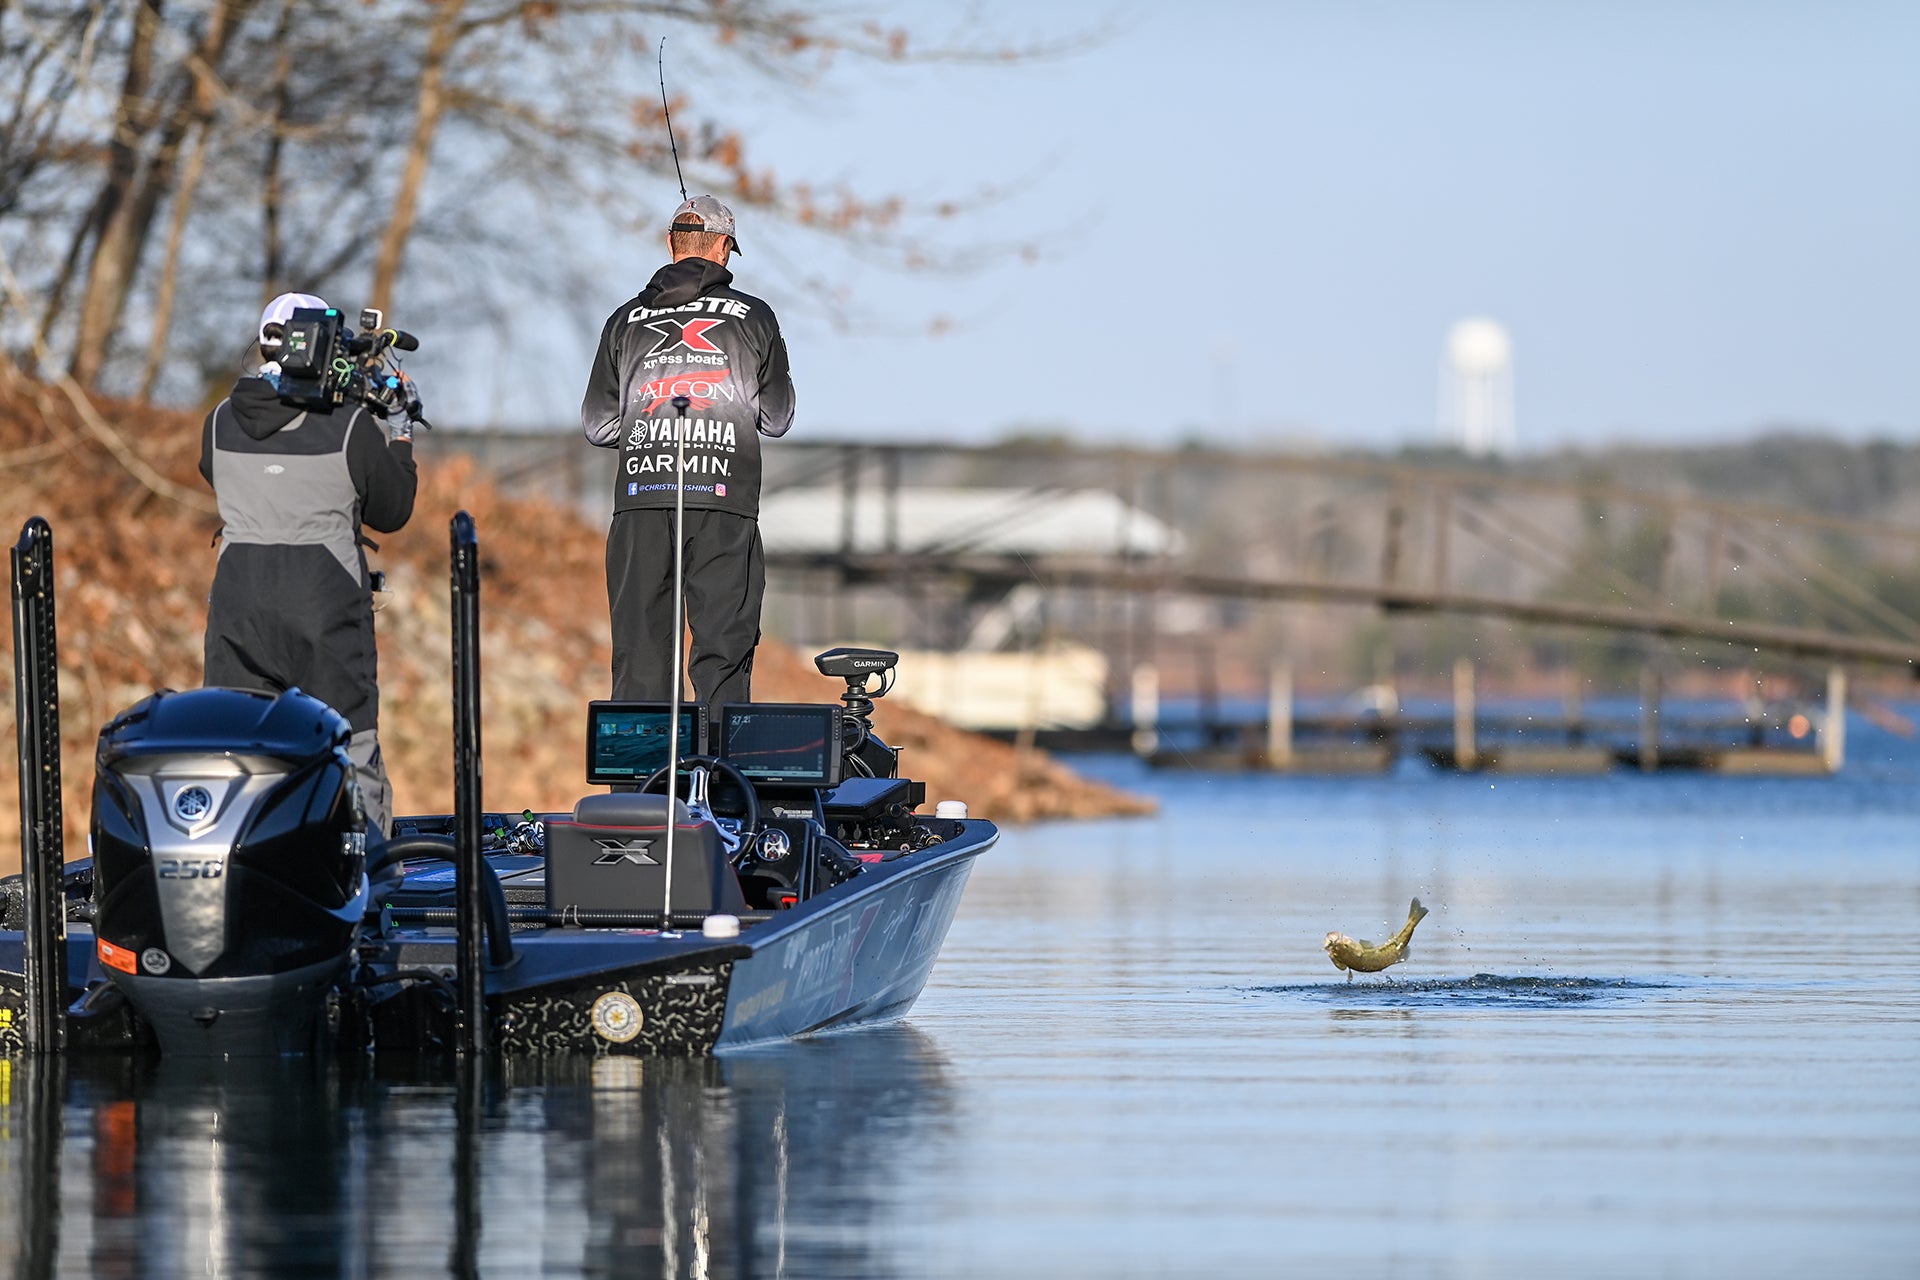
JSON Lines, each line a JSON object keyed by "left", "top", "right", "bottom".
{"left": 2, "top": 1058, "right": 62, "bottom": 1280}
{"left": 1325, "top": 1007, "right": 1415, "bottom": 1024}
{"left": 3, "top": 1026, "right": 955, "bottom": 1279}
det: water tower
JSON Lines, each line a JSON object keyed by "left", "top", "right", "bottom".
{"left": 1438, "top": 318, "right": 1514, "bottom": 455}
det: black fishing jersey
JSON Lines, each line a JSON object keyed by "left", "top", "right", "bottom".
{"left": 580, "top": 257, "right": 795, "bottom": 519}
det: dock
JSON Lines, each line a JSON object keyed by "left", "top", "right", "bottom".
{"left": 984, "top": 662, "right": 1854, "bottom": 776}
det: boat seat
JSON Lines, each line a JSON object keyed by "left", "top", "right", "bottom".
{"left": 573, "top": 791, "right": 686, "bottom": 826}
{"left": 545, "top": 792, "right": 748, "bottom": 919}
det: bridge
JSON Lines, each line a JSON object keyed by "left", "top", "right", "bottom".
{"left": 736, "top": 440, "right": 1920, "bottom": 668}
{"left": 450, "top": 430, "right": 1920, "bottom": 766}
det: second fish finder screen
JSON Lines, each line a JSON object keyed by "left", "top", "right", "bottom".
{"left": 720, "top": 705, "right": 840, "bottom": 787}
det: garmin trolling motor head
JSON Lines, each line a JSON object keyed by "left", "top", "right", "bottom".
{"left": 260, "top": 296, "right": 432, "bottom": 433}
{"left": 814, "top": 647, "right": 900, "bottom": 751}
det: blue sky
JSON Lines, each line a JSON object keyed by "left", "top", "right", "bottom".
{"left": 463, "top": 0, "right": 1920, "bottom": 450}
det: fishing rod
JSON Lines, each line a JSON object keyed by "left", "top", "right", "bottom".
{"left": 654, "top": 36, "right": 690, "bottom": 917}
{"left": 658, "top": 41, "right": 702, "bottom": 920}
{"left": 662, "top": 393, "right": 691, "bottom": 919}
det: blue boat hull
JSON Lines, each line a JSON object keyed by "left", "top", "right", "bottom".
{"left": 717, "top": 835, "right": 982, "bottom": 1049}
{"left": 0, "top": 819, "right": 995, "bottom": 1057}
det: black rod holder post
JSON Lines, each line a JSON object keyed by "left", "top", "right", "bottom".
{"left": 450, "top": 511, "right": 487, "bottom": 1055}
{"left": 12, "top": 517, "right": 67, "bottom": 1054}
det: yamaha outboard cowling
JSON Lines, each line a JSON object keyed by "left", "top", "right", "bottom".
{"left": 90, "top": 688, "right": 369, "bottom": 1056}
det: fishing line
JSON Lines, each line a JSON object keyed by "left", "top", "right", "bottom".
{"left": 658, "top": 37, "right": 688, "bottom": 202}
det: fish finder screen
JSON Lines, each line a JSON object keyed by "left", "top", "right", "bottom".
{"left": 719, "top": 704, "right": 842, "bottom": 788}
{"left": 586, "top": 702, "right": 706, "bottom": 785}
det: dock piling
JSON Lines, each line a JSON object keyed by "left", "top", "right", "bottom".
{"left": 1130, "top": 662, "right": 1159, "bottom": 757}
{"left": 1823, "top": 666, "right": 1847, "bottom": 773}
{"left": 1452, "top": 658, "right": 1477, "bottom": 771}
{"left": 1638, "top": 666, "right": 1663, "bottom": 772}
{"left": 1266, "top": 661, "right": 1294, "bottom": 768}
{"left": 1563, "top": 669, "right": 1586, "bottom": 744}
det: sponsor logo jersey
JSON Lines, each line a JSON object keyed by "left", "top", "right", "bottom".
{"left": 580, "top": 257, "right": 795, "bottom": 519}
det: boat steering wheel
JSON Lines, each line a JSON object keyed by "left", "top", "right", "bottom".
{"left": 639, "top": 755, "right": 762, "bottom": 861}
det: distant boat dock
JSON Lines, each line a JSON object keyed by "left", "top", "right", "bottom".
{"left": 1001, "top": 661, "right": 1855, "bottom": 776}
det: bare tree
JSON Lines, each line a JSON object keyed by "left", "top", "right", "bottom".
{"left": 4, "top": 0, "right": 1073, "bottom": 402}
{"left": 368, "top": 0, "right": 467, "bottom": 313}
{"left": 0, "top": 4, "right": 114, "bottom": 222}
{"left": 68, "top": 0, "right": 257, "bottom": 386}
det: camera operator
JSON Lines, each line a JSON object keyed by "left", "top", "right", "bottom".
{"left": 198, "top": 291, "right": 418, "bottom": 836}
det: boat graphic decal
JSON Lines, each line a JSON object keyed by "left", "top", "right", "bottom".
{"left": 496, "top": 961, "right": 733, "bottom": 1056}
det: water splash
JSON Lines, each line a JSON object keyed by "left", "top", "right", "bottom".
{"left": 1249, "top": 974, "right": 1674, "bottom": 1009}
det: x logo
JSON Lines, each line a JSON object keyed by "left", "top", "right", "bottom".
{"left": 592, "top": 837, "right": 659, "bottom": 866}
{"left": 644, "top": 317, "right": 726, "bottom": 356}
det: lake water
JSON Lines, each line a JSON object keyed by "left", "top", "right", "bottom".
{"left": 4, "top": 717, "right": 1918, "bottom": 1277}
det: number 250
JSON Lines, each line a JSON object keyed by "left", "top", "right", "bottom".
{"left": 157, "top": 859, "right": 223, "bottom": 880}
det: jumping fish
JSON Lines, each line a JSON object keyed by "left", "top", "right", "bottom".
{"left": 1324, "top": 898, "right": 1429, "bottom": 981}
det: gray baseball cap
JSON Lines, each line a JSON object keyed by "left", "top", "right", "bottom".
{"left": 670, "top": 195, "right": 741, "bottom": 254}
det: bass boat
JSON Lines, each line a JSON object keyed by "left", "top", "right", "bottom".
{"left": 0, "top": 515, "right": 995, "bottom": 1058}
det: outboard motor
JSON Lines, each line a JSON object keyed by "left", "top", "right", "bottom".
{"left": 90, "top": 688, "right": 369, "bottom": 1056}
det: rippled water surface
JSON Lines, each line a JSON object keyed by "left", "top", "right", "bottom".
{"left": 5, "top": 721, "right": 1919, "bottom": 1278}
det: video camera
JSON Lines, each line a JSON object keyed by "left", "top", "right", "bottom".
{"left": 274, "top": 306, "right": 431, "bottom": 432}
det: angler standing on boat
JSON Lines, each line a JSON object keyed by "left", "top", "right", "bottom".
{"left": 581, "top": 196, "right": 795, "bottom": 712}
{"left": 200, "top": 292, "right": 419, "bottom": 836}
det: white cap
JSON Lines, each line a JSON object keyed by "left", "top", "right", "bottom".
{"left": 258, "top": 292, "right": 328, "bottom": 347}
{"left": 934, "top": 800, "right": 969, "bottom": 819}
{"left": 702, "top": 913, "right": 741, "bottom": 939}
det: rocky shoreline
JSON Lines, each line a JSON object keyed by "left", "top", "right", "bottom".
{"left": 0, "top": 377, "right": 1151, "bottom": 872}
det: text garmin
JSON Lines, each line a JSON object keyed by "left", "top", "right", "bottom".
{"left": 625, "top": 453, "right": 732, "bottom": 476}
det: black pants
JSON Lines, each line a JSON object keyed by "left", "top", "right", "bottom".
{"left": 204, "top": 543, "right": 392, "bottom": 833}
{"left": 205, "top": 544, "right": 378, "bottom": 731}
{"left": 607, "top": 508, "right": 764, "bottom": 715}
